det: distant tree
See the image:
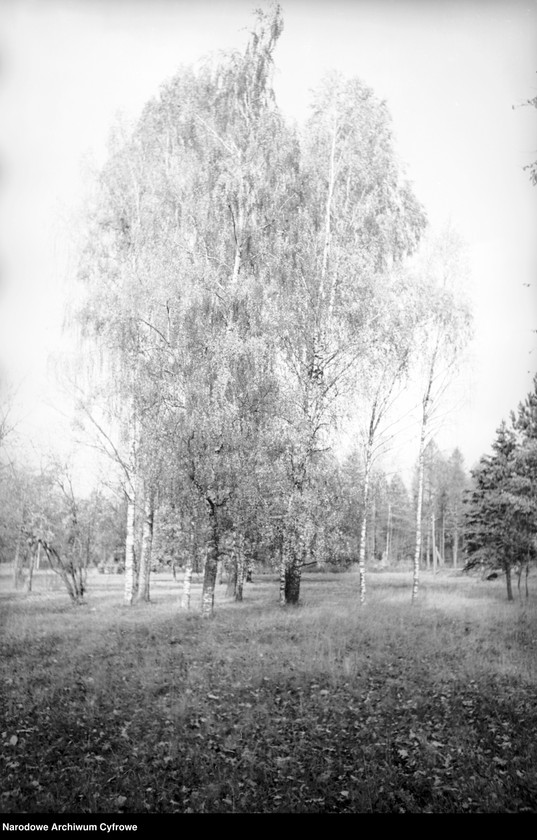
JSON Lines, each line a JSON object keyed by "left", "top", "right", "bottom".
{"left": 385, "top": 473, "right": 414, "bottom": 566}
{"left": 512, "top": 373, "right": 537, "bottom": 441}
{"left": 418, "top": 439, "right": 445, "bottom": 573}
{"left": 276, "top": 70, "right": 426, "bottom": 605}
{"left": 0, "top": 378, "right": 20, "bottom": 568}
{"left": 464, "top": 424, "right": 525, "bottom": 600}
{"left": 464, "top": 376, "right": 537, "bottom": 599}
{"left": 0, "top": 379, "right": 18, "bottom": 454}
{"left": 325, "top": 448, "right": 363, "bottom": 568}
{"left": 73, "top": 4, "right": 427, "bottom": 615}
{"left": 354, "top": 271, "right": 422, "bottom": 603}
{"left": 411, "top": 442, "right": 469, "bottom": 571}
{"left": 75, "top": 4, "right": 293, "bottom": 616}
{"left": 72, "top": 394, "right": 140, "bottom": 605}
{"left": 509, "top": 373, "right": 537, "bottom": 592}
{"left": 14, "top": 465, "right": 91, "bottom": 603}
{"left": 408, "top": 228, "right": 472, "bottom": 602}
{"left": 444, "top": 447, "right": 469, "bottom": 568}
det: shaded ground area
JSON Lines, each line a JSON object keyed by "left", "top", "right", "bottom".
{"left": 1, "top": 569, "right": 536, "bottom": 813}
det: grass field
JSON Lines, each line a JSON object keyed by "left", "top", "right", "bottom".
{"left": 1, "top": 566, "right": 536, "bottom": 814}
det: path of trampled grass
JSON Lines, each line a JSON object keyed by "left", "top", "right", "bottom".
{"left": 1, "top": 568, "right": 536, "bottom": 813}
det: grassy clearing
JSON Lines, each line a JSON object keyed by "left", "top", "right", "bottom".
{"left": 1, "top": 567, "right": 536, "bottom": 813}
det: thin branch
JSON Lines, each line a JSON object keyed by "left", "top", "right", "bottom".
{"left": 77, "top": 402, "right": 134, "bottom": 494}
{"left": 137, "top": 318, "right": 171, "bottom": 347}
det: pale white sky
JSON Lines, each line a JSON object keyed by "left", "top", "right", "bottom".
{"left": 0, "top": 0, "right": 536, "bottom": 479}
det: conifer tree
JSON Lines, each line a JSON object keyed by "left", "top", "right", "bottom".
{"left": 464, "top": 377, "right": 537, "bottom": 601}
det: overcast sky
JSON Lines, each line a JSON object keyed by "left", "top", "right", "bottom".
{"left": 0, "top": 0, "right": 536, "bottom": 479}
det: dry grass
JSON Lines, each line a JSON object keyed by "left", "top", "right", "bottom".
{"left": 1, "top": 566, "right": 536, "bottom": 813}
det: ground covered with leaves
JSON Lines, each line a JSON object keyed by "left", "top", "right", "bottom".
{"left": 1, "top": 569, "right": 536, "bottom": 813}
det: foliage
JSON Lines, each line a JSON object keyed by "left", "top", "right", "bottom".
{"left": 64, "top": 5, "right": 476, "bottom": 613}
{"left": 1, "top": 458, "right": 125, "bottom": 601}
{"left": 464, "top": 375, "right": 537, "bottom": 599}
{"left": 406, "top": 228, "right": 473, "bottom": 602}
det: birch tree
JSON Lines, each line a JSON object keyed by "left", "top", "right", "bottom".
{"left": 408, "top": 229, "right": 472, "bottom": 602}
{"left": 73, "top": 6, "right": 286, "bottom": 612}
{"left": 74, "top": 5, "right": 429, "bottom": 613}
{"left": 275, "top": 73, "right": 426, "bottom": 604}
{"left": 354, "top": 272, "right": 423, "bottom": 603}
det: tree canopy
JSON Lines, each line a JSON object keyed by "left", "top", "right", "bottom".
{"left": 464, "top": 375, "right": 537, "bottom": 600}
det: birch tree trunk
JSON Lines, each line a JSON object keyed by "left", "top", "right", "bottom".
{"left": 26, "top": 547, "right": 36, "bottom": 593}
{"left": 201, "top": 501, "right": 218, "bottom": 617}
{"left": 279, "top": 531, "right": 286, "bottom": 606}
{"left": 226, "top": 565, "right": 237, "bottom": 596}
{"left": 505, "top": 566, "right": 514, "bottom": 602}
{"left": 13, "top": 508, "right": 26, "bottom": 589}
{"left": 357, "top": 427, "right": 375, "bottom": 604}
{"left": 181, "top": 518, "right": 195, "bottom": 610}
{"left": 432, "top": 512, "right": 437, "bottom": 575}
{"left": 358, "top": 457, "right": 371, "bottom": 605}
{"left": 385, "top": 502, "right": 392, "bottom": 566}
{"left": 124, "top": 492, "right": 137, "bottom": 606}
{"left": 412, "top": 422, "right": 427, "bottom": 603}
{"left": 412, "top": 338, "right": 438, "bottom": 603}
{"left": 226, "top": 528, "right": 238, "bottom": 597}
{"left": 235, "top": 534, "right": 245, "bottom": 602}
{"left": 282, "top": 486, "right": 305, "bottom": 606}
{"left": 285, "top": 555, "right": 302, "bottom": 605}
{"left": 13, "top": 537, "right": 24, "bottom": 589}
{"left": 280, "top": 531, "right": 302, "bottom": 605}
{"left": 280, "top": 487, "right": 299, "bottom": 606}
{"left": 136, "top": 489, "right": 154, "bottom": 603}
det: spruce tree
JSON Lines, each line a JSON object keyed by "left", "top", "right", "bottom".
{"left": 464, "top": 378, "right": 537, "bottom": 600}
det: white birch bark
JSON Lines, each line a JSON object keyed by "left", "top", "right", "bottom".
{"left": 181, "top": 518, "right": 195, "bottom": 609}
{"left": 226, "top": 527, "right": 238, "bottom": 598}
{"left": 235, "top": 534, "right": 245, "bottom": 602}
{"left": 432, "top": 511, "right": 437, "bottom": 575}
{"left": 201, "top": 502, "right": 218, "bottom": 618}
{"left": 358, "top": 450, "right": 372, "bottom": 606}
{"left": 412, "top": 413, "right": 427, "bottom": 602}
{"left": 279, "top": 535, "right": 287, "bottom": 605}
{"left": 412, "top": 334, "right": 439, "bottom": 603}
{"left": 136, "top": 489, "right": 154, "bottom": 602}
{"left": 124, "top": 493, "right": 137, "bottom": 606}
{"left": 385, "top": 502, "right": 392, "bottom": 565}
{"left": 26, "top": 549, "right": 35, "bottom": 593}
